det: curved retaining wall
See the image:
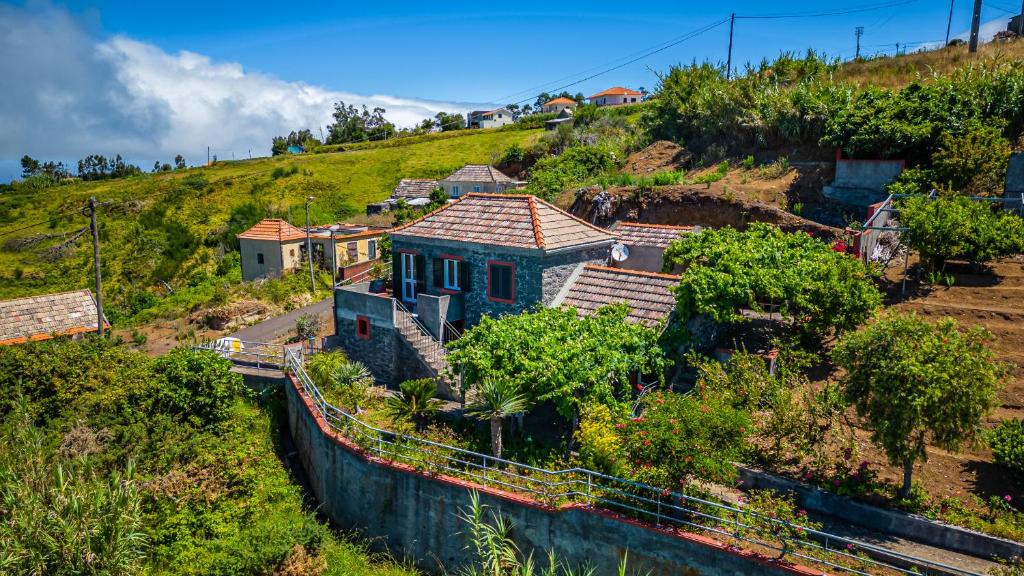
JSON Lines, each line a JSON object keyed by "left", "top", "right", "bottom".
{"left": 285, "top": 375, "right": 821, "bottom": 576}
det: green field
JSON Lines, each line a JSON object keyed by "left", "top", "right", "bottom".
{"left": 0, "top": 128, "right": 542, "bottom": 319}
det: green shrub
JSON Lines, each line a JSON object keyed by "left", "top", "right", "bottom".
{"left": 931, "top": 124, "right": 1012, "bottom": 196}
{"left": 898, "top": 195, "right": 1024, "bottom": 272}
{"left": 525, "top": 145, "right": 618, "bottom": 201}
{"left": 989, "top": 419, "right": 1024, "bottom": 474}
{"left": 663, "top": 223, "right": 881, "bottom": 340}
{"left": 153, "top": 348, "right": 244, "bottom": 429}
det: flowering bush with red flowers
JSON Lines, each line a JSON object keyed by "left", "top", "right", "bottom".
{"left": 617, "top": 391, "right": 751, "bottom": 486}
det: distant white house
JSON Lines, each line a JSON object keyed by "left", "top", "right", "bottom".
{"left": 588, "top": 87, "right": 643, "bottom": 107}
{"left": 540, "top": 97, "right": 579, "bottom": 114}
{"left": 468, "top": 108, "right": 513, "bottom": 129}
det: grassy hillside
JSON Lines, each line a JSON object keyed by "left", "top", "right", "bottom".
{"left": 832, "top": 40, "right": 1024, "bottom": 88}
{"left": 0, "top": 128, "right": 542, "bottom": 322}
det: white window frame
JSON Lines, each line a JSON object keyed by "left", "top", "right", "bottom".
{"left": 451, "top": 184, "right": 461, "bottom": 197}
{"left": 443, "top": 259, "right": 461, "bottom": 291}
{"left": 401, "top": 252, "right": 417, "bottom": 303}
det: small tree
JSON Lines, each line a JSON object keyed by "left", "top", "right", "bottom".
{"left": 295, "top": 313, "right": 324, "bottom": 342}
{"left": 386, "top": 378, "right": 441, "bottom": 431}
{"left": 153, "top": 348, "right": 243, "bottom": 429}
{"left": 333, "top": 361, "right": 373, "bottom": 413}
{"left": 899, "top": 195, "right": 1024, "bottom": 273}
{"left": 832, "top": 312, "right": 1004, "bottom": 498}
{"left": 466, "top": 379, "right": 529, "bottom": 459}
{"left": 931, "top": 124, "right": 1011, "bottom": 196}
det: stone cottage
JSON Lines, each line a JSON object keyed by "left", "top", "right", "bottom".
{"left": 331, "top": 193, "right": 618, "bottom": 395}
{"left": 438, "top": 165, "right": 517, "bottom": 198}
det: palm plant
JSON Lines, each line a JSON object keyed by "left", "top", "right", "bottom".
{"left": 386, "top": 378, "right": 441, "bottom": 430}
{"left": 332, "top": 360, "right": 373, "bottom": 413}
{"left": 466, "top": 379, "right": 529, "bottom": 459}
{"left": 306, "top": 350, "right": 347, "bottom": 391}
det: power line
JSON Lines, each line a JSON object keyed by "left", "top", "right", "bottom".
{"left": 736, "top": 0, "right": 922, "bottom": 19}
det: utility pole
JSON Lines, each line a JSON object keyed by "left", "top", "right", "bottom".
{"left": 207, "top": 146, "right": 210, "bottom": 166}
{"left": 88, "top": 197, "right": 105, "bottom": 337}
{"left": 946, "top": 0, "right": 956, "bottom": 45}
{"left": 1018, "top": 0, "right": 1023, "bottom": 36}
{"left": 968, "top": 0, "right": 982, "bottom": 53}
{"left": 305, "top": 196, "right": 316, "bottom": 293}
{"left": 855, "top": 26, "right": 864, "bottom": 59}
{"left": 726, "top": 13, "right": 736, "bottom": 80}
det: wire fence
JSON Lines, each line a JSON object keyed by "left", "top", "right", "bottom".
{"left": 282, "top": 347, "right": 984, "bottom": 576}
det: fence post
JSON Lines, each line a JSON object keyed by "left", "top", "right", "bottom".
{"left": 586, "top": 474, "right": 592, "bottom": 506}
{"left": 482, "top": 456, "right": 488, "bottom": 488}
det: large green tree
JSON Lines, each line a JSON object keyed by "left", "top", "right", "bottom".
{"left": 662, "top": 223, "right": 881, "bottom": 340}
{"left": 832, "top": 312, "right": 1004, "bottom": 498}
{"left": 446, "top": 304, "right": 669, "bottom": 425}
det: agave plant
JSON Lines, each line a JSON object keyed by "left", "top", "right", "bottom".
{"left": 466, "top": 379, "right": 528, "bottom": 459}
{"left": 332, "top": 360, "right": 373, "bottom": 413}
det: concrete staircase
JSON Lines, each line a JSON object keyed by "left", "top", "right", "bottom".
{"left": 394, "top": 302, "right": 460, "bottom": 398}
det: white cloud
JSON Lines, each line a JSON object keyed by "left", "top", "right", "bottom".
{"left": 0, "top": 3, "right": 476, "bottom": 174}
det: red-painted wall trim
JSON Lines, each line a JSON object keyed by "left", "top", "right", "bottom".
{"left": 486, "top": 260, "right": 515, "bottom": 304}
{"left": 397, "top": 248, "right": 421, "bottom": 255}
{"left": 355, "top": 315, "right": 371, "bottom": 340}
{"left": 287, "top": 374, "right": 824, "bottom": 576}
{"left": 438, "top": 253, "right": 465, "bottom": 261}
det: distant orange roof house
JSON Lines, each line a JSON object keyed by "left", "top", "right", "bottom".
{"left": 543, "top": 97, "right": 578, "bottom": 106}
{"left": 237, "top": 218, "right": 307, "bottom": 242}
{"left": 0, "top": 289, "right": 108, "bottom": 345}
{"left": 588, "top": 87, "right": 643, "bottom": 107}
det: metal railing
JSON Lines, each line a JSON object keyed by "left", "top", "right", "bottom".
{"left": 394, "top": 299, "right": 448, "bottom": 368}
{"left": 195, "top": 339, "right": 318, "bottom": 370}
{"left": 284, "top": 347, "right": 984, "bottom": 576}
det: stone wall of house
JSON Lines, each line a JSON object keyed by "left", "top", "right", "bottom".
{"left": 392, "top": 237, "right": 613, "bottom": 327}
{"left": 541, "top": 246, "right": 610, "bottom": 304}
{"left": 333, "top": 285, "right": 397, "bottom": 384}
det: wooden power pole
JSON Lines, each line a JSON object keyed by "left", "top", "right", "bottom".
{"left": 946, "top": 0, "right": 956, "bottom": 45}
{"left": 88, "top": 196, "right": 105, "bottom": 337}
{"left": 726, "top": 13, "right": 736, "bottom": 80}
{"left": 969, "top": 0, "right": 983, "bottom": 53}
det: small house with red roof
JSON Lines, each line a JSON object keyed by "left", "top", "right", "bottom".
{"left": 588, "top": 86, "right": 643, "bottom": 107}
{"left": 238, "top": 219, "right": 308, "bottom": 281}
{"left": 540, "top": 96, "right": 579, "bottom": 114}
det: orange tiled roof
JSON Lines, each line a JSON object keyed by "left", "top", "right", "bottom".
{"left": 611, "top": 221, "right": 693, "bottom": 249}
{"left": 391, "top": 193, "right": 617, "bottom": 250}
{"left": 543, "top": 97, "right": 578, "bottom": 107}
{"left": 0, "top": 289, "right": 108, "bottom": 345}
{"left": 558, "top": 265, "right": 679, "bottom": 327}
{"left": 588, "top": 86, "right": 643, "bottom": 99}
{"left": 237, "top": 219, "right": 306, "bottom": 242}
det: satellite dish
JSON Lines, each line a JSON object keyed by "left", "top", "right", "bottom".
{"left": 610, "top": 243, "right": 630, "bottom": 262}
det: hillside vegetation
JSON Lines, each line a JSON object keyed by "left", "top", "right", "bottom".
{"left": 0, "top": 128, "right": 542, "bottom": 323}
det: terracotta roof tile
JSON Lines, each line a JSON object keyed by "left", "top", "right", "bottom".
{"left": 612, "top": 221, "right": 693, "bottom": 249}
{"left": 392, "top": 178, "right": 439, "bottom": 199}
{"left": 237, "top": 219, "right": 306, "bottom": 242}
{"left": 543, "top": 97, "right": 578, "bottom": 106}
{"left": 442, "top": 165, "right": 515, "bottom": 183}
{"left": 559, "top": 265, "right": 678, "bottom": 327}
{"left": 0, "top": 289, "right": 108, "bottom": 344}
{"left": 588, "top": 86, "right": 643, "bottom": 99}
{"left": 391, "top": 194, "right": 617, "bottom": 250}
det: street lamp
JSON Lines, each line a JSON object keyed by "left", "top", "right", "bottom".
{"left": 305, "top": 196, "right": 315, "bottom": 293}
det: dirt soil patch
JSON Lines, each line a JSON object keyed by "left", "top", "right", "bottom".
{"left": 567, "top": 183, "right": 841, "bottom": 238}
{"left": 623, "top": 140, "right": 693, "bottom": 174}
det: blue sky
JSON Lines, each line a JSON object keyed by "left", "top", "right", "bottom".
{"left": 53, "top": 0, "right": 1020, "bottom": 104}
{"left": 1, "top": 1, "right": 1020, "bottom": 181}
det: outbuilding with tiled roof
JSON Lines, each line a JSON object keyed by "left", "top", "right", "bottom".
{"left": 0, "top": 289, "right": 108, "bottom": 345}
{"left": 439, "top": 164, "right": 518, "bottom": 198}
{"left": 237, "top": 218, "right": 308, "bottom": 281}
{"left": 610, "top": 221, "right": 694, "bottom": 273}
{"left": 392, "top": 178, "right": 440, "bottom": 200}
{"left": 553, "top": 265, "right": 679, "bottom": 327}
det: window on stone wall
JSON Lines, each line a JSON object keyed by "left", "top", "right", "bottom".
{"left": 257, "top": 253, "right": 264, "bottom": 264}
{"left": 443, "top": 259, "right": 461, "bottom": 291}
{"left": 487, "top": 261, "right": 514, "bottom": 303}
{"left": 356, "top": 315, "right": 371, "bottom": 340}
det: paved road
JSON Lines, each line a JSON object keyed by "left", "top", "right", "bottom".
{"left": 230, "top": 297, "right": 333, "bottom": 343}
